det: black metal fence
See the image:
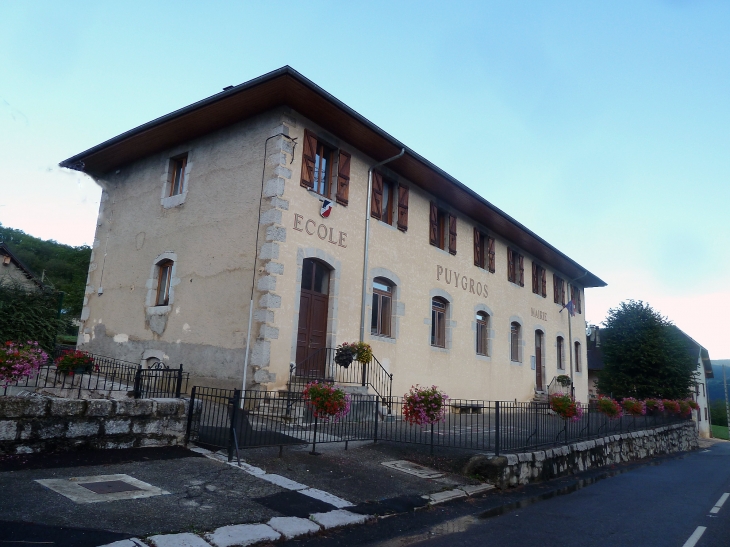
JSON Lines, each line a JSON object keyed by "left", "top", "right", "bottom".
{"left": 1, "top": 350, "right": 189, "bottom": 399}
{"left": 185, "top": 388, "right": 693, "bottom": 460}
{"left": 292, "top": 347, "right": 392, "bottom": 400}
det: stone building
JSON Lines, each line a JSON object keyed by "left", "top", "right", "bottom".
{"left": 60, "top": 67, "right": 606, "bottom": 402}
{"left": 0, "top": 243, "right": 43, "bottom": 291}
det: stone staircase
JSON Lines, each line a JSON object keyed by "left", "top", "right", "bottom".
{"left": 532, "top": 391, "right": 549, "bottom": 404}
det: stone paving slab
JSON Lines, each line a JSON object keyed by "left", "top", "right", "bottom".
{"left": 204, "top": 523, "right": 280, "bottom": 547}
{"left": 310, "top": 509, "right": 371, "bottom": 529}
{"left": 97, "top": 540, "right": 146, "bottom": 547}
{"left": 459, "top": 483, "right": 495, "bottom": 496}
{"left": 299, "top": 487, "right": 353, "bottom": 508}
{"left": 267, "top": 516, "right": 321, "bottom": 539}
{"left": 149, "top": 532, "right": 211, "bottom": 547}
{"left": 425, "top": 488, "right": 468, "bottom": 504}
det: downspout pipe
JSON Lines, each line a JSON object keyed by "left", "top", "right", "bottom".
{"left": 242, "top": 132, "right": 297, "bottom": 401}
{"left": 360, "top": 149, "right": 405, "bottom": 343}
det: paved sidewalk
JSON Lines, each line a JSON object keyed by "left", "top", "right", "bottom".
{"left": 0, "top": 442, "right": 496, "bottom": 547}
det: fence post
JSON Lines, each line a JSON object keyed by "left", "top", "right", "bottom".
{"left": 373, "top": 396, "right": 379, "bottom": 444}
{"left": 133, "top": 365, "right": 142, "bottom": 399}
{"left": 310, "top": 415, "right": 320, "bottom": 456}
{"left": 228, "top": 389, "right": 241, "bottom": 462}
{"left": 495, "top": 401, "right": 500, "bottom": 456}
{"left": 361, "top": 360, "right": 367, "bottom": 387}
{"left": 175, "top": 364, "right": 184, "bottom": 398}
{"left": 185, "top": 386, "right": 197, "bottom": 446}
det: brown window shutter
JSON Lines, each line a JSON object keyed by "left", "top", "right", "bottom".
{"left": 397, "top": 185, "right": 409, "bottom": 232}
{"left": 371, "top": 171, "right": 383, "bottom": 219}
{"left": 429, "top": 202, "right": 438, "bottom": 246}
{"left": 532, "top": 263, "right": 538, "bottom": 293}
{"left": 553, "top": 274, "right": 559, "bottom": 303}
{"left": 473, "top": 228, "right": 482, "bottom": 267}
{"left": 487, "top": 237, "right": 495, "bottom": 273}
{"left": 576, "top": 287, "right": 582, "bottom": 313}
{"left": 300, "top": 129, "right": 317, "bottom": 189}
{"left": 448, "top": 215, "right": 457, "bottom": 255}
{"left": 507, "top": 248, "right": 514, "bottom": 282}
{"left": 335, "top": 150, "right": 351, "bottom": 206}
{"left": 541, "top": 268, "right": 547, "bottom": 298}
{"left": 570, "top": 285, "right": 575, "bottom": 308}
{"left": 518, "top": 254, "right": 524, "bottom": 286}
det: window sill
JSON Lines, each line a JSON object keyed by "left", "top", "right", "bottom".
{"left": 430, "top": 245, "right": 452, "bottom": 256}
{"left": 375, "top": 219, "right": 398, "bottom": 231}
{"left": 370, "top": 334, "right": 396, "bottom": 344}
{"left": 430, "top": 345, "right": 449, "bottom": 353}
{"left": 476, "top": 354, "right": 491, "bottom": 363}
{"left": 161, "top": 192, "right": 187, "bottom": 209}
{"left": 510, "top": 359, "right": 522, "bottom": 365}
{"left": 146, "top": 305, "right": 171, "bottom": 316}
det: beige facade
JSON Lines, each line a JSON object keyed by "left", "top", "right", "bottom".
{"left": 65, "top": 68, "right": 604, "bottom": 403}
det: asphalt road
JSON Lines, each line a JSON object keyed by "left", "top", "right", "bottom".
{"left": 293, "top": 440, "right": 730, "bottom": 547}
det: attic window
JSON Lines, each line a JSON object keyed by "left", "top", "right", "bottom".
{"left": 169, "top": 155, "right": 188, "bottom": 196}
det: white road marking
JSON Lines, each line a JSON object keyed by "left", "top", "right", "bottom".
{"left": 682, "top": 526, "right": 706, "bottom": 547}
{"left": 710, "top": 493, "right": 729, "bottom": 514}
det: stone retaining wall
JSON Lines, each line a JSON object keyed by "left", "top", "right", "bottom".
{"left": 465, "top": 422, "right": 698, "bottom": 488}
{"left": 0, "top": 396, "right": 190, "bottom": 455}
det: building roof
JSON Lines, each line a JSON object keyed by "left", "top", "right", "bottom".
{"left": 0, "top": 243, "right": 44, "bottom": 289}
{"left": 60, "top": 66, "right": 606, "bottom": 288}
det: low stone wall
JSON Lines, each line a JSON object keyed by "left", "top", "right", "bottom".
{"left": 465, "top": 422, "right": 698, "bottom": 488}
{"left": 0, "top": 396, "right": 190, "bottom": 455}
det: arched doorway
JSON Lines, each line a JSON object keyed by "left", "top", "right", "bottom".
{"left": 296, "top": 258, "right": 330, "bottom": 377}
{"left": 535, "top": 330, "right": 544, "bottom": 391}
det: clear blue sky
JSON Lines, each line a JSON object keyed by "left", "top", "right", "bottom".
{"left": 1, "top": 1, "right": 728, "bottom": 357}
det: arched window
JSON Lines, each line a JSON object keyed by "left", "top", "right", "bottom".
{"left": 301, "top": 258, "right": 330, "bottom": 294}
{"left": 510, "top": 322, "right": 521, "bottom": 362}
{"left": 557, "top": 336, "right": 565, "bottom": 370}
{"left": 476, "top": 312, "right": 489, "bottom": 356}
{"left": 156, "top": 260, "right": 173, "bottom": 306}
{"left": 574, "top": 341, "right": 582, "bottom": 372}
{"left": 371, "top": 277, "right": 393, "bottom": 337}
{"left": 431, "top": 298, "right": 448, "bottom": 347}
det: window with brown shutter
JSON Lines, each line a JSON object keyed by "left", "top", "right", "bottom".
{"left": 541, "top": 267, "right": 547, "bottom": 298}
{"left": 476, "top": 312, "right": 489, "bottom": 356}
{"left": 448, "top": 215, "right": 457, "bottom": 255}
{"left": 518, "top": 254, "right": 524, "bottom": 287}
{"left": 300, "top": 130, "right": 334, "bottom": 198}
{"left": 554, "top": 275, "right": 566, "bottom": 305}
{"left": 300, "top": 129, "right": 317, "bottom": 190}
{"left": 397, "top": 185, "right": 409, "bottom": 232}
{"left": 532, "top": 263, "right": 547, "bottom": 298}
{"left": 429, "top": 202, "right": 438, "bottom": 246}
{"left": 431, "top": 298, "right": 447, "bottom": 347}
{"left": 430, "top": 203, "right": 449, "bottom": 251}
{"left": 335, "top": 150, "right": 350, "bottom": 206}
{"left": 571, "top": 286, "right": 582, "bottom": 314}
{"left": 474, "top": 228, "right": 482, "bottom": 268}
{"left": 507, "top": 248, "right": 515, "bottom": 282}
{"left": 487, "top": 237, "right": 495, "bottom": 273}
{"left": 382, "top": 178, "right": 395, "bottom": 225}
{"left": 371, "top": 171, "right": 383, "bottom": 220}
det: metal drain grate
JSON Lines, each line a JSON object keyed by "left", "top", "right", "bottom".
{"left": 78, "top": 480, "right": 143, "bottom": 494}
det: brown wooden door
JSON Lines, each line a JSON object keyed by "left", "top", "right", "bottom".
{"left": 535, "top": 331, "right": 544, "bottom": 391}
{"left": 295, "top": 259, "right": 330, "bottom": 377}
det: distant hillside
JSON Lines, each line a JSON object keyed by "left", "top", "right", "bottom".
{"left": 708, "top": 360, "right": 730, "bottom": 402}
{"left": 0, "top": 224, "right": 90, "bottom": 317}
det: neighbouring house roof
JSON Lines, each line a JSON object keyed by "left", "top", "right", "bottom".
{"left": 0, "top": 243, "right": 44, "bottom": 289}
{"left": 59, "top": 66, "right": 606, "bottom": 288}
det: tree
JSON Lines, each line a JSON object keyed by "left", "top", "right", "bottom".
{"left": 0, "top": 223, "right": 91, "bottom": 317}
{"left": 596, "top": 300, "right": 696, "bottom": 399}
{"left": 0, "top": 278, "right": 61, "bottom": 352}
